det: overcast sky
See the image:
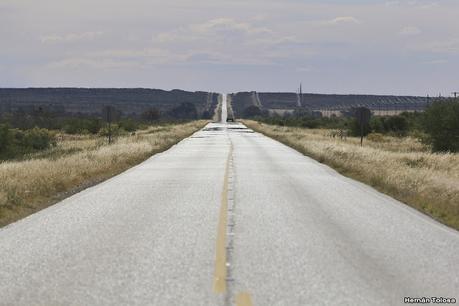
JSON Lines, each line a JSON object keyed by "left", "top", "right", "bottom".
{"left": 1, "top": 0, "right": 458, "bottom": 95}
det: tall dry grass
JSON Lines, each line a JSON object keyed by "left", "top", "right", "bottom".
{"left": 0, "top": 121, "right": 207, "bottom": 226}
{"left": 244, "top": 120, "right": 459, "bottom": 230}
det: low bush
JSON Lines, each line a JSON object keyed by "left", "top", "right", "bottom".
{"left": 422, "top": 100, "right": 459, "bottom": 152}
{"left": 118, "top": 118, "right": 140, "bottom": 132}
{"left": 0, "top": 125, "right": 56, "bottom": 160}
{"left": 62, "top": 118, "right": 103, "bottom": 135}
{"left": 348, "top": 118, "right": 371, "bottom": 137}
{"left": 22, "top": 127, "right": 56, "bottom": 150}
{"left": 367, "top": 133, "right": 386, "bottom": 143}
{"left": 98, "top": 124, "right": 124, "bottom": 139}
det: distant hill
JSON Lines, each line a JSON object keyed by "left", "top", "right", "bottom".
{"left": 230, "top": 91, "right": 430, "bottom": 118}
{"left": 0, "top": 88, "right": 433, "bottom": 120}
{"left": 0, "top": 88, "right": 219, "bottom": 119}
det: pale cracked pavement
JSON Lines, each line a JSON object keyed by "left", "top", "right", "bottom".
{"left": 0, "top": 107, "right": 458, "bottom": 305}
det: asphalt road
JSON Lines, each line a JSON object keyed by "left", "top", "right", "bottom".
{"left": 1, "top": 111, "right": 458, "bottom": 305}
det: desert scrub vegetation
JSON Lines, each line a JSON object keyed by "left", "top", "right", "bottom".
{"left": 244, "top": 120, "right": 459, "bottom": 230}
{"left": 254, "top": 99, "right": 459, "bottom": 153}
{"left": 0, "top": 125, "right": 56, "bottom": 160}
{"left": 0, "top": 121, "right": 207, "bottom": 226}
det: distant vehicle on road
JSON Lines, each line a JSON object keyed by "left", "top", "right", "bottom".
{"left": 226, "top": 117, "right": 234, "bottom": 122}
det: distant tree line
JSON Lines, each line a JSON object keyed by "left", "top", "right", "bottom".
{"left": 229, "top": 91, "right": 428, "bottom": 119}
{"left": 0, "top": 100, "right": 213, "bottom": 161}
{"left": 253, "top": 98, "right": 459, "bottom": 152}
{"left": 0, "top": 101, "right": 208, "bottom": 132}
{"left": 0, "top": 88, "right": 217, "bottom": 117}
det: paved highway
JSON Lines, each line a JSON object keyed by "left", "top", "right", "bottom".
{"left": 0, "top": 97, "right": 458, "bottom": 305}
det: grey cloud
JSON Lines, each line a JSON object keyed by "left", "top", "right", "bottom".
{"left": 414, "top": 38, "right": 459, "bottom": 54}
{"left": 323, "top": 16, "right": 361, "bottom": 26}
{"left": 153, "top": 18, "right": 275, "bottom": 44}
{"left": 40, "top": 32, "right": 104, "bottom": 44}
{"left": 428, "top": 39, "right": 459, "bottom": 53}
{"left": 1, "top": 0, "right": 458, "bottom": 95}
{"left": 399, "top": 26, "right": 422, "bottom": 36}
{"left": 46, "top": 58, "right": 141, "bottom": 69}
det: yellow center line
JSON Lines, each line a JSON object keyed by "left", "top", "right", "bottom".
{"left": 236, "top": 292, "right": 253, "bottom": 306}
{"left": 212, "top": 140, "right": 254, "bottom": 305}
{"left": 213, "top": 142, "right": 233, "bottom": 293}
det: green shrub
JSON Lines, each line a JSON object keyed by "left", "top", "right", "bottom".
{"left": 168, "top": 103, "right": 198, "bottom": 119}
{"left": 348, "top": 118, "right": 371, "bottom": 137}
{"left": 301, "top": 119, "right": 319, "bottom": 129}
{"left": 384, "top": 116, "right": 408, "bottom": 136}
{"left": 422, "top": 100, "right": 459, "bottom": 152}
{"left": 370, "top": 115, "right": 409, "bottom": 136}
{"left": 22, "top": 127, "right": 56, "bottom": 150}
{"left": 63, "top": 118, "right": 103, "bottom": 134}
{"left": 0, "top": 126, "right": 55, "bottom": 160}
{"left": 141, "top": 108, "right": 161, "bottom": 122}
{"left": 98, "top": 124, "right": 123, "bottom": 138}
{"left": 118, "top": 118, "right": 139, "bottom": 132}
{"left": 243, "top": 106, "right": 262, "bottom": 118}
{"left": 0, "top": 124, "right": 11, "bottom": 154}
{"left": 370, "top": 117, "right": 385, "bottom": 133}
{"left": 367, "top": 133, "right": 387, "bottom": 142}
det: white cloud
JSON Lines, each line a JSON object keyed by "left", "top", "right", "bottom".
{"left": 249, "top": 35, "right": 299, "bottom": 47}
{"left": 2, "top": 0, "right": 459, "bottom": 93}
{"left": 324, "top": 16, "right": 361, "bottom": 26}
{"left": 40, "top": 31, "right": 104, "bottom": 44}
{"left": 296, "top": 67, "right": 311, "bottom": 72}
{"left": 149, "top": 17, "right": 303, "bottom": 66}
{"left": 385, "top": 1, "right": 400, "bottom": 7}
{"left": 47, "top": 57, "right": 140, "bottom": 69}
{"left": 415, "top": 38, "right": 459, "bottom": 53}
{"left": 419, "top": 2, "right": 440, "bottom": 9}
{"left": 399, "top": 26, "right": 421, "bottom": 36}
{"left": 424, "top": 59, "right": 447, "bottom": 64}
{"left": 191, "top": 18, "right": 272, "bottom": 36}
{"left": 153, "top": 18, "right": 274, "bottom": 44}
{"left": 432, "top": 39, "right": 459, "bottom": 53}
{"left": 87, "top": 48, "right": 167, "bottom": 59}
{"left": 385, "top": 0, "right": 440, "bottom": 9}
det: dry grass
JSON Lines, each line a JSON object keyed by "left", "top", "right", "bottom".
{"left": 244, "top": 120, "right": 459, "bottom": 230}
{"left": 0, "top": 121, "right": 207, "bottom": 227}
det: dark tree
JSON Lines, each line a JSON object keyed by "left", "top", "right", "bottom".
{"left": 169, "top": 103, "right": 198, "bottom": 119}
{"left": 201, "top": 110, "right": 212, "bottom": 119}
{"left": 0, "top": 124, "right": 11, "bottom": 154}
{"left": 142, "top": 108, "right": 161, "bottom": 122}
{"left": 384, "top": 116, "right": 408, "bottom": 135}
{"left": 422, "top": 100, "right": 459, "bottom": 152}
{"left": 243, "top": 106, "right": 262, "bottom": 118}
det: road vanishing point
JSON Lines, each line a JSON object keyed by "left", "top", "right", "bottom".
{"left": 0, "top": 95, "right": 458, "bottom": 305}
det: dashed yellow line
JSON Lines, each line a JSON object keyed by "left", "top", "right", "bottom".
{"left": 236, "top": 292, "right": 253, "bottom": 306}
{"left": 212, "top": 142, "right": 253, "bottom": 305}
{"left": 213, "top": 143, "right": 233, "bottom": 293}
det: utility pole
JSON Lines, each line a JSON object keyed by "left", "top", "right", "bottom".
{"left": 300, "top": 83, "right": 302, "bottom": 106}
{"left": 102, "top": 105, "right": 114, "bottom": 144}
{"left": 452, "top": 92, "right": 459, "bottom": 99}
{"left": 296, "top": 88, "right": 301, "bottom": 106}
{"left": 108, "top": 107, "right": 112, "bottom": 144}
{"left": 296, "top": 83, "right": 303, "bottom": 107}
